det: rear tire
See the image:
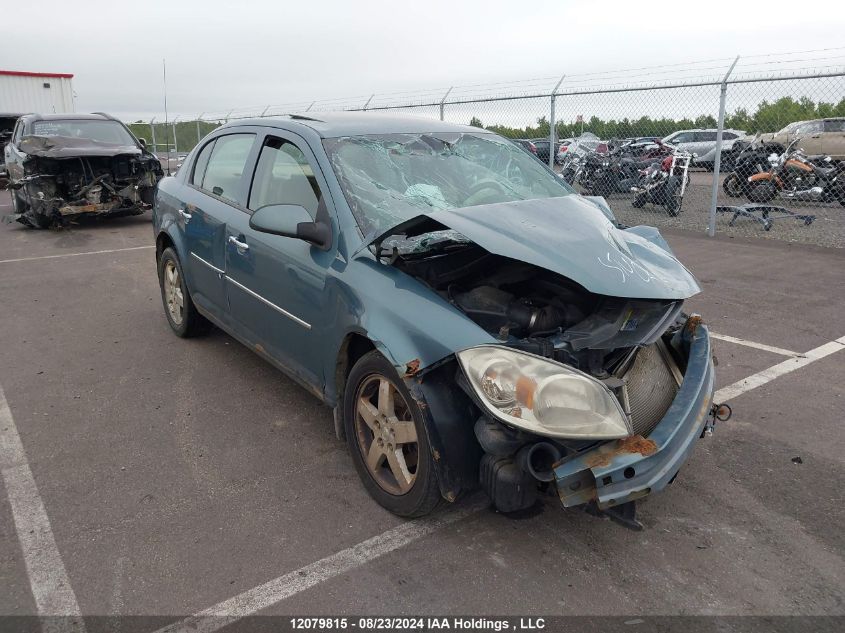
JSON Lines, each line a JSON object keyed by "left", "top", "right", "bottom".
{"left": 157, "top": 247, "right": 210, "bottom": 337}
{"left": 722, "top": 173, "right": 742, "bottom": 198}
{"left": 343, "top": 351, "right": 442, "bottom": 518}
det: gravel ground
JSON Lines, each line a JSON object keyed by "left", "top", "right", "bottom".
{"left": 570, "top": 170, "right": 845, "bottom": 249}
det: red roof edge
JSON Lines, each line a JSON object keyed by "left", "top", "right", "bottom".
{"left": 0, "top": 70, "right": 74, "bottom": 79}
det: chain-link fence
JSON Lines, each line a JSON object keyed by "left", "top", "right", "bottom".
{"left": 127, "top": 53, "right": 845, "bottom": 247}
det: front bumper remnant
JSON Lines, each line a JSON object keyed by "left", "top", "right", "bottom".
{"left": 554, "top": 322, "right": 714, "bottom": 511}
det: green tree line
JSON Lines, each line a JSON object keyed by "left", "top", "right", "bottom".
{"left": 474, "top": 96, "right": 845, "bottom": 140}
{"left": 125, "top": 120, "right": 222, "bottom": 154}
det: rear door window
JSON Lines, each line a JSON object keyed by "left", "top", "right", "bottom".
{"left": 200, "top": 134, "right": 256, "bottom": 205}
{"left": 669, "top": 132, "right": 694, "bottom": 144}
{"left": 823, "top": 120, "right": 845, "bottom": 132}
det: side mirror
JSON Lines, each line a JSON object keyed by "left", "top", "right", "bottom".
{"left": 249, "top": 204, "right": 331, "bottom": 250}
{"left": 138, "top": 137, "right": 147, "bottom": 148}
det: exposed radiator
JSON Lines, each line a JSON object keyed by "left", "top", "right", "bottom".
{"left": 618, "top": 341, "right": 682, "bottom": 437}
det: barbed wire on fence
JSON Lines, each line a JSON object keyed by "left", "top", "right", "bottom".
{"left": 126, "top": 48, "right": 845, "bottom": 248}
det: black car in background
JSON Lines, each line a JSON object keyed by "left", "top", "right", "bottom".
{"left": 4, "top": 113, "right": 163, "bottom": 228}
{"left": 531, "top": 138, "right": 554, "bottom": 163}
{"left": 511, "top": 138, "right": 538, "bottom": 156}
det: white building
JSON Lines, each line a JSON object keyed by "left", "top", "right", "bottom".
{"left": 0, "top": 70, "right": 75, "bottom": 114}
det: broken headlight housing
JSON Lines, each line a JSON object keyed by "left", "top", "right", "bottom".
{"left": 457, "top": 346, "right": 631, "bottom": 440}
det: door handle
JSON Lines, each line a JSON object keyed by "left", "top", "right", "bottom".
{"left": 228, "top": 235, "right": 249, "bottom": 252}
{"left": 178, "top": 208, "right": 192, "bottom": 222}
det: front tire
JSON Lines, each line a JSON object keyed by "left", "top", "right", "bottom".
{"left": 157, "top": 247, "right": 209, "bottom": 337}
{"left": 343, "top": 351, "right": 441, "bottom": 518}
{"left": 12, "top": 190, "right": 51, "bottom": 229}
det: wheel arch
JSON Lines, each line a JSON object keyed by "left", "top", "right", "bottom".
{"left": 332, "top": 331, "right": 481, "bottom": 502}
{"left": 154, "top": 227, "right": 193, "bottom": 290}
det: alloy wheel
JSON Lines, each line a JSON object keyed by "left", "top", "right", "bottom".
{"left": 163, "top": 260, "right": 184, "bottom": 326}
{"left": 354, "top": 375, "right": 419, "bottom": 495}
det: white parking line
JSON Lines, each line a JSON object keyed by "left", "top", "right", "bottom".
{"left": 0, "top": 384, "right": 86, "bottom": 632}
{"left": 709, "top": 332, "right": 802, "bottom": 358}
{"left": 715, "top": 335, "right": 845, "bottom": 402}
{"left": 153, "top": 499, "right": 488, "bottom": 633}
{"left": 0, "top": 245, "right": 154, "bottom": 265}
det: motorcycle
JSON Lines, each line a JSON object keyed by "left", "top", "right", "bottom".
{"left": 559, "top": 133, "right": 603, "bottom": 185}
{"left": 631, "top": 150, "right": 692, "bottom": 216}
{"left": 580, "top": 148, "right": 660, "bottom": 197}
{"left": 722, "top": 133, "right": 783, "bottom": 198}
{"left": 746, "top": 139, "right": 845, "bottom": 205}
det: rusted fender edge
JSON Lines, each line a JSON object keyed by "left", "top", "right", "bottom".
{"left": 554, "top": 322, "right": 715, "bottom": 509}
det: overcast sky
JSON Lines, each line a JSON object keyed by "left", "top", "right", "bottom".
{"left": 4, "top": 0, "right": 844, "bottom": 121}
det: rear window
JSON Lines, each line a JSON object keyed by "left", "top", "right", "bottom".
{"left": 824, "top": 120, "right": 845, "bottom": 132}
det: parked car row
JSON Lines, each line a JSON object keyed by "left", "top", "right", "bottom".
{"left": 509, "top": 117, "right": 845, "bottom": 175}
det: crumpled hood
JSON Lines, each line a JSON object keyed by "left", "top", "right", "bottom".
{"left": 368, "top": 195, "right": 701, "bottom": 300}
{"left": 20, "top": 135, "right": 144, "bottom": 158}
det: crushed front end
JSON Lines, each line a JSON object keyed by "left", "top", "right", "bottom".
{"left": 9, "top": 135, "right": 163, "bottom": 228}
{"left": 553, "top": 318, "right": 714, "bottom": 528}
{"left": 385, "top": 232, "right": 717, "bottom": 528}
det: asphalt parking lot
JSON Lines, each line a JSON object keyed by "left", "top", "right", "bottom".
{"left": 1, "top": 189, "right": 844, "bottom": 631}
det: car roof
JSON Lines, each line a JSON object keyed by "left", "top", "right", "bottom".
{"left": 669, "top": 128, "right": 744, "bottom": 133}
{"left": 20, "top": 112, "right": 116, "bottom": 123}
{"left": 221, "top": 111, "right": 485, "bottom": 138}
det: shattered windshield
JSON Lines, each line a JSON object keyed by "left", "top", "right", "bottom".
{"left": 323, "top": 132, "right": 573, "bottom": 248}
{"left": 30, "top": 120, "right": 136, "bottom": 146}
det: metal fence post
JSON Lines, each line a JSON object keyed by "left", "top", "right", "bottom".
{"left": 196, "top": 113, "right": 204, "bottom": 145}
{"left": 363, "top": 94, "right": 374, "bottom": 110}
{"left": 440, "top": 87, "right": 453, "bottom": 122}
{"left": 708, "top": 56, "right": 739, "bottom": 237}
{"left": 549, "top": 75, "right": 565, "bottom": 169}
{"left": 150, "top": 117, "right": 157, "bottom": 155}
{"left": 172, "top": 117, "right": 179, "bottom": 156}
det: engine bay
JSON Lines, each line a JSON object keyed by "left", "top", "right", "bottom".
{"left": 393, "top": 242, "right": 685, "bottom": 378}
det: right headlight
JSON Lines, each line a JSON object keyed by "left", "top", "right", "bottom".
{"left": 457, "top": 346, "right": 632, "bottom": 440}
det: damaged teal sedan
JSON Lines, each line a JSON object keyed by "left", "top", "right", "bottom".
{"left": 153, "top": 113, "right": 720, "bottom": 529}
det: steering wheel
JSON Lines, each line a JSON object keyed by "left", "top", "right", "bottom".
{"left": 463, "top": 179, "right": 510, "bottom": 206}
